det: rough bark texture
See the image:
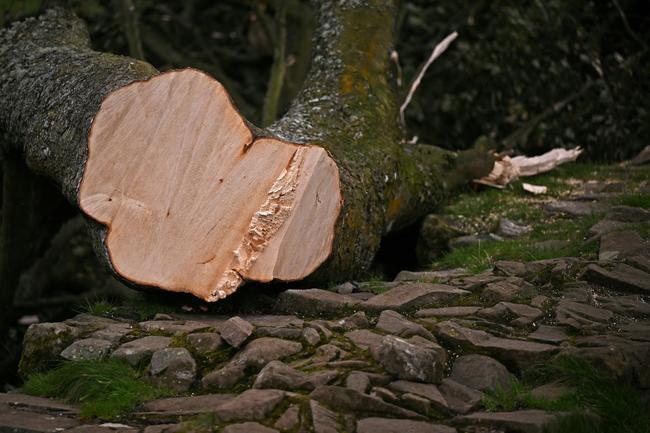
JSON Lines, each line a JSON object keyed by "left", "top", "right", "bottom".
{"left": 0, "top": 3, "right": 491, "bottom": 299}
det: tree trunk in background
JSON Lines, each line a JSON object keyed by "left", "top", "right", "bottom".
{"left": 0, "top": 3, "right": 492, "bottom": 302}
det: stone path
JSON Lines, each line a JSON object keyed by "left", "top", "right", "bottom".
{"left": 2, "top": 174, "right": 650, "bottom": 432}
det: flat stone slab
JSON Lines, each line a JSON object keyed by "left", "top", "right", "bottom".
{"left": 527, "top": 325, "right": 568, "bottom": 345}
{"left": 546, "top": 200, "right": 606, "bottom": 216}
{"left": 0, "top": 407, "right": 79, "bottom": 432}
{"left": 599, "top": 230, "right": 649, "bottom": 261}
{"left": 357, "top": 418, "right": 457, "bottom": 433}
{"left": 435, "top": 321, "right": 558, "bottom": 370}
{"left": 138, "top": 320, "right": 211, "bottom": 335}
{"left": 140, "top": 394, "right": 235, "bottom": 416}
{"left": 310, "top": 385, "right": 423, "bottom": 419}
{"left": 415, "top": 306, "right": 481, "bottom": 318}
{"left": 0, "top": 393, "right": 78, "bottom": 415}
{"left": 395, "top": 269, "right": 468, "bottom": 282}
{"left": 452, "top": 409, "right": 563, "bottom": 433}
{"left": 556, "top": 300, "right": 613, "bottom": 330}
{"left": 584, "top": 263, "right": 650, "bottom": 293}
{"left": 223, "top": 422, "right": 279, "bottom": 433}
{"left": 110, "top": 336, "right": 171, "bottom": 366}
{"left": 214, "top": 389, "right": 285, "bottom": 423}
{"left": 362, "top": 283, "right": 469, "bottom": 312}
{"left": 274, "top": 289, "right": 361, "bottom": 315}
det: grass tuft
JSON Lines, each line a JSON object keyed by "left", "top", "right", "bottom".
{"left": 484, "top": 356, "right": 650, "bottom": 433}
{"left": 23, "top": 359, "right": 171, "bottom": 419}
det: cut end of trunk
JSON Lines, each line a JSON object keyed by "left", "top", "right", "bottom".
{"left": 79, "top": 69, "right": 341, "bottom": 302}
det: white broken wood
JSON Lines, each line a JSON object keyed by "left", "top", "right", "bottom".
{"left": 522, "top": 183, "right": 548, "bottom": 195}
{"left": 475, "top": 147, "right": 582, "bottom": 188}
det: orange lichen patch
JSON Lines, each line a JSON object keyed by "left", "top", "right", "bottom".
{"left": 79, "top": 69, "right": 342, "bottom": 302}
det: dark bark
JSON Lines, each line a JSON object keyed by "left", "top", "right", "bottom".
{"left": 0, "top": 4, "right": 491, "bottom": 299}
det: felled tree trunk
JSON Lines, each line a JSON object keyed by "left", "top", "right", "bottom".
{"left": 0, "top": 3, "right": 492, "bottom": 302}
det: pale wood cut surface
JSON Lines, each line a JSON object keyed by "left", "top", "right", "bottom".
{"left": 79, "top": 69, "right": 341, "bottom": 301}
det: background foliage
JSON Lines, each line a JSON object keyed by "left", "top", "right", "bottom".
{"left": 1, "top": 0, "right": 648, "bottom": 160}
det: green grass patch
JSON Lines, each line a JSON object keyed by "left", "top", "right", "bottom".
{"left": 615, "top": 193, "right": 650, "bottom": 209}
{"left": 484, "top": 356, "right": 650, "bottom": 433}
{"left": 23, "top": 359, "right": 171, "bottom": 419}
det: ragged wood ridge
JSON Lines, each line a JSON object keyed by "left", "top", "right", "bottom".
{"left": 80, "top": 70, "right": 341, "bottom": 301}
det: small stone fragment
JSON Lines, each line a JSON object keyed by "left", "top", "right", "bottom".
{"left": 60, "top": 338, "right": 112, "bottom": 361}
{"left": 149, "top": 348, "right": 196, "bottom": 392}
{"left": 439, "top": 378, "right": 483, "bottom": 414}
{"left": 220, "top": 316, "right": 254, "bottom": 348}
{"left": 584, "top": 263, "right": 650, "bottom": 293}
{"left": 302, "top": 327, "right": 321, "bottom": 346}
{"left": 310, "top": 400, "right": 342, "bottom": 433}
{"left": 111, "top": 336, "right": 171, "bottom": 366}
{"left": 274, "top": 405, "right": 301, "bottom": 432}
{"left": 214, "top": 389, "right": 285, "bottom": 423}
{"left": 527, "top": 325, "right": 568, "bottom": 345}
{"left": 377, "top": 335, "right": 445, "bottom": 383}
{"left": 449, "top": 354, "right": 514, "bottom": 393}
{"left": 388, "top": 380, "right": 448, "bottom": 413}
{"left": 497, "top": 218, "right": 532, "bottom": 238}
{"left": 345, "top": 371, "right": 371, "bottom": 393}
{"left": 376, "top": 310, "right": 435, "bottom": 340}
{"left": 186, "top": 332, "right": 223, "bottom": 354}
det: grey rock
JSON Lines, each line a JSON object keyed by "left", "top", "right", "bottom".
{"left": 149, "top": 348, "right": 196, "bottom": 392}
{"left": 449, "top": 233, "right": 503, "bottom": 250}
{"left": 274, "top": 405, "right": 301, "bottom": 431}
{"left": 556, "top": 300, "right": 613, "bottom": 330}
{"left": 202, "top": 338, "right": 302, "bottom": 389}
{"left": 477, "top": 302, "right": 544, "bottom": 327}
{"left": 530, "top": 381, "right": 572, "bottom": 401}
{"left": 589, "top": 219, "right": 627, "bottom": 238}
{"left": 493, "top": 260, "right": 527, "bottom": 277}
{"left": 628, "top": 255, "right": 650, "bottom": 273}
{"left": 141, "top": 394, "right": 235, "bottom": 415}
{"left": 607, "top": 205, "right": 650, "bottom": 223}
{"left": 153, "top": 313, "right": 174, "bottom": 320}
{"left": 220, "top": 316, "right": 254, "bottom": 348}
{"left": 377, "top": 335, "right": 445, "bottom": 383}
{"left": 371, "top": 386, "right": 399, "bottom": 403}
{"left": 253, "top": 360, "right": 336, "bottom": 391}
{"left": 498, "top": 218, "right": 532, "bottom": 238}
{"left": 323, "top": 311, "right": 370, "bottom": 331}
{"left": 546, "top": 200, "right": 606, "bottom": 216}
{"left": 222, "top": 422, "right": 278, "bottom": 433}
{"left": 60, "top": 338, "right": 112, "bottom": 361}
{"left": 345, "top": 329, "right": 384, "bottom": 358}
{"left": 388, "top": 380, "right": 448, "bottom": 413}
{"left": 254, "top": 327, "right": 303, "bottom": 340}
{"left": 584, "top": 263, "right": 650, "bottom": 293}
{"left": 452, "top": 409, "right": 564, "bottom": 433}
{"left": 599, "top": 230, "right": 649, "bottom": 261}
{"left": 400, "top": 392, "right": 436, "bottom": 416}
{"left": 435, "top": 321, "right": 557, "bottom": 370}
{"left": 439, "top": 378, "right": 483, "bottom": 414}
{"left": 214, "top": 389, "right": 285, "bottom": 422}
{"left": 450, "top": 354, "right": 514, "bottom": 393}
{"left": 201, "top": 362, "right": 246, "bottom": 390}
{"left": 450, "top": 273, "right": 504, "bottom": 292}
{"left": 376, "top": 310, "right": 435, "bottom": 340}
{"left": 415, "top": 306, "right": 481, "bottom": 318}
{"left": 309, "top": 385, "right": 423, "bottom": 419}
{"left": 274, "top": 289, "right": 361, "bottom": 315}
{"left": 186, "top": 332, "right": 223, "bottom": 354}
{"left": 334, "top": 281, "right": 356, "bottom": 294}
{"left": 395, "top": 269, "right": 468, "bottom": 282}
{"left": 357, "top": 418, "right": 456, "bottom": 433}
{"left": 530, "top": 295, "right": 549, "bottom": 309}
{"left": 310, "top": 400, "right": 342, "bottom": 433}
{"left": 111, "top": 336, "right": 171, "bottom": 366}
{"left": 527, "top": 326, "right": 568, "bottom": 345}
{"left": 90, "top": 323, "right": 133, "bottom": 344}
{"left": 481, "top": 278, "right": 536, "bottom": 303}
{"left": 138, "top": 320, "right": 210, "bottom": 335}
{"left": 597, "top": 295, "right": 650, "bottom": 316}
{"left": 19, "top": 322, "right": 79, "bottom": 377}
{"left": 302, "top": 327, "right": 321, "bottom": 346}
{"left": 346, "top": 371, "right": 371, "bottom": 393}
{"left": 362, "top": 283, "right": 469, "bottom": 312}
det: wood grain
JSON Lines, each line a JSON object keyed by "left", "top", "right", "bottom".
{"left": 79, "top": 69, "right": 341, "bottom": 301}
